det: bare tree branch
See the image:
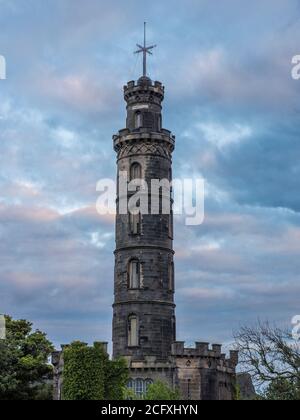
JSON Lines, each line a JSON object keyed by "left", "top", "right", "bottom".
{"left": 234, "top": 321, "right": 300, "bottom": 388}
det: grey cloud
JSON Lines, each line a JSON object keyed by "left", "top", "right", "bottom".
{"left": 1, "top": 0, "right": 300, "bottom": 348}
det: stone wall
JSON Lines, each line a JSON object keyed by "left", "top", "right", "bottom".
{"left": 172, "top": 342, "right": 238, "bottom": 400}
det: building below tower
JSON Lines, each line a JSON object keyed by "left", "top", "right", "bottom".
{"left": 52, "top": 341, "right": 238, "bottom": 400}
{"left": 125, "top": 342, "right": 238, "bottom": 400}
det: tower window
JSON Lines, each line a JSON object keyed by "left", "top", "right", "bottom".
{"left": 130, "top": 162, "right": 142, "bottom": 181}
{"left": 169, "top": 261, "right": 174, "bottom": 291}
{"left": 169, "top": 168, "right": 173, "bottom": 197}
{"left": 158, "top": 114, "right": 162, "bottom": 131}
{"left": 168, "top": 210, "right": 174, "bottom": 239}
{"left": 172, "top": 316, "right": 176, "bottom": 342}
{"left": 128, "top": 315, "right": 139, "bottom": 347}
{"left": 128, "top": 259, "right": 141, "bottom": 289}
{"left": 129, "top": 212, "right": 141, "bottom": 235}
{"left": 135, "top": 112, "right": 143, "bottom": 129}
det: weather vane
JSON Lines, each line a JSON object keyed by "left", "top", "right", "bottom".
{"left": 134, "top": 22, "right": 156, "bottom": 78}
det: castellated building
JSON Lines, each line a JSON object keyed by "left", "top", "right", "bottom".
{"left": 52, "top": 74, "right": 238, "bottom": 401}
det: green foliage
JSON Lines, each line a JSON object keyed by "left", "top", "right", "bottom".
{"left": 62, "top": 342, "right": 128, "bottom": 400}
{"left": 0, "top": 315, "right": 54, "bottom": 400}
{"left": 234, "top": 383, "right": 242, "bottom": 401}
{"left": 144, "top": 381, "right": 181, "bottom": 401}
{"left": 105, "top": 357, "right": 129, "bottom": 400}
{"left": 124, "top": 381, "right": 181, "bottom": 401}
{"left": 123, "top": 387, "right": 138, "bottom": 400}
{"left": 33, "top": 383, "right": 53, "bottom": 400}
{"left": 262, "top": 378, "right": 300, "bottom": 401}
{"left": 62, "top": 342, "right": 107, "bottom": 400}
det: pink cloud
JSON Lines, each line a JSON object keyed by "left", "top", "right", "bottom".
{"left": 0, "top": 203, "right": 59, "bottom": 223}
{"left": 35, "top": 71, "right": 118, "bottom": 114}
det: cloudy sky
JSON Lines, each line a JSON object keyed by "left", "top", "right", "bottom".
{"left": 0, "top": 0, "right": 300, "bottom": 352}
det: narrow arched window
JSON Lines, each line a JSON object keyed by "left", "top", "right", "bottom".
{"left": 130, "top": 212, "right": 141, "bottom": 235}
{"left": 172, "top": 316, "right": 176, "bottom": 342}
{"left": 169, "top": 168, "right": 173, "bottom": 197}
{"left": 128, "top": 315, "right": 138, "bottom": 347}
{"left": 135, "top": 112, "right": 142, "bottom": 129}
{"left": 128, "top": 259, "right": 141, "bottom": 289}
{"left": 158, "top": 114, "right": 162, "bottom": 131}
{"left": 169, "top": 261, "right": 174, "bottom": 291}
{"left": 130, "top": 162, "right": 142, "bottom": 181}
{"left": 168, "top": 209, "right": 174, "bottom": 239}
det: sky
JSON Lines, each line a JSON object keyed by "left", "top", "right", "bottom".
{"left": 0, "top": 0, "right": 300, "bottom": 353}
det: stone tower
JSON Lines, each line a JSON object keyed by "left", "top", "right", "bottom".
{"left": 112, "top": 75, "right": 176, "bottom": 362}
{"left": 52, "top": 27, "right": 240, "bottom": 401}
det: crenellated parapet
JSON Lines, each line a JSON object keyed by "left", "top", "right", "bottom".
{"left": 170, "top": 342, "right": 238, "bottom": 400}
{"left": 124, "top": 78, "right": 165, "bottom": 105}
{"left": 172, "top": 341, "right": 239, "bottom": 371}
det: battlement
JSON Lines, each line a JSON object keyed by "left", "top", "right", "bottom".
{"left": 171, "top": 342, "right": 239, "bottom": 367}
{"left": 124, "top": 78, "right": 165, "bottom": 104}
{"left": 124, "top": 78, "right": 164, "bottom": 91}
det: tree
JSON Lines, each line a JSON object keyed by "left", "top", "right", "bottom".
{"left": 234, "top": 321, "right": 300, "bottom": 400}
{"left": 62, "top": 342, "right": 128, "bottom": 400}
{"left": 144, "top": 381, "right": 181, "bottom": 400}
{"left": 0, "top": 315, "right": 54, "bottom": 400}
{"left": 263, "top": 378, "right": 300, "bottom": 401}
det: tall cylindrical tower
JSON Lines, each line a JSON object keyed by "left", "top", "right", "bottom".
{"left": 112, "top": 76, "right": 176, "bottom": 361}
